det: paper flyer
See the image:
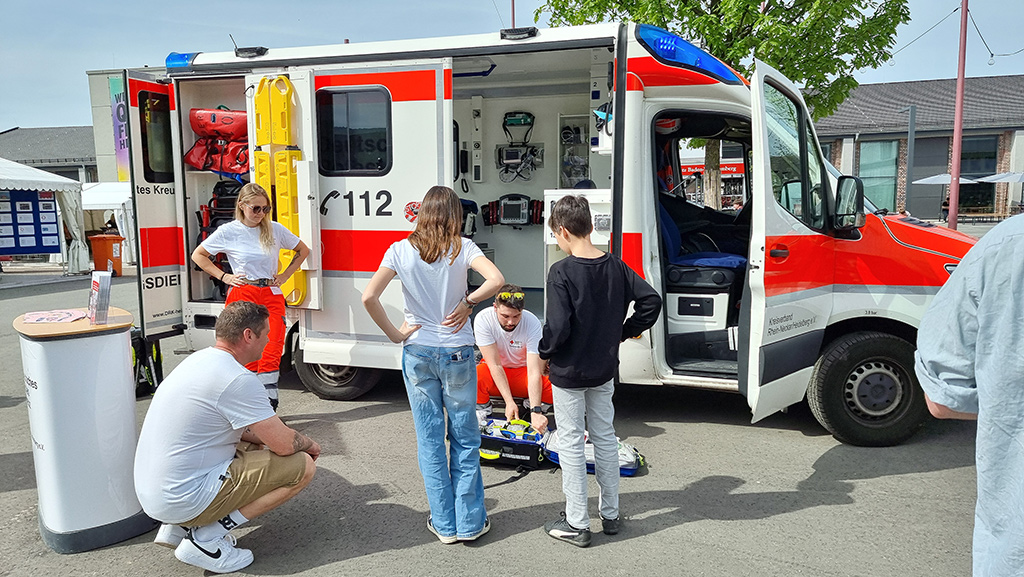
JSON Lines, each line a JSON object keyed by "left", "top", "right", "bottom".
{"left": 23, "top": 309, "right": 88, "bottom": 323}
{"left": 88, "top": 271, "right": 112, "bottom": 324}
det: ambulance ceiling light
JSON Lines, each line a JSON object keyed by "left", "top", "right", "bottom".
{"left": 636, "top": 24, "right": 740, "bottom": 85}
{"left": 165, "top": 52, "right": 200, "bottom": 69}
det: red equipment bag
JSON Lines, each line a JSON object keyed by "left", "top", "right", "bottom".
{"left": 189, "top": 108, "right": 248, "bottom": 141}
{"left": 184, "top": 139, "right": 249, "bottom": 174}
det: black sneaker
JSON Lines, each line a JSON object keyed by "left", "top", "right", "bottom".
{"left": 601, "top": 516, "right": 621, "bottom": 535}
{"left": 543, "top": 513, "right": 591, "bottom": 548}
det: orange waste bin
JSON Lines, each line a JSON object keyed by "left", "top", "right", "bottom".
{"left": 89, "top": 234, "right": 125, "bottom": 276}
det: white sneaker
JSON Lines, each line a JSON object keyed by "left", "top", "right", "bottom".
{"left": 175, "top": 533, "right": 254, "bottom": 573}
{"left": 154, "top": 524, "right": 187, "bottom": 548}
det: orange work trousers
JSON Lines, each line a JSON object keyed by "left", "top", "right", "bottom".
{"left": 476, "top": 360, "right": 553, "bottom": 405}
{"left": 226, "top": 284, "right": 286, "bottom": 382}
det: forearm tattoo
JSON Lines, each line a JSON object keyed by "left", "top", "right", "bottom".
{"left": 292, "top": 431, "right": 312, "bottom": 453}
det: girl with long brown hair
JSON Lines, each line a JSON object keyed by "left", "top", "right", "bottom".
{"left": 191, "top": 183, "right": 310, "bottom": 410}
{"left": 362, "top": 185, "right": 503, "bottom": 543}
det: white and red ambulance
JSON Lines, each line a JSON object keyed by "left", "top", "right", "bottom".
{"left": 124, "top": 23, "right": 975, "bottom": 446}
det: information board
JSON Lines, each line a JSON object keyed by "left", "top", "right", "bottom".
{"left": 0, "top": 190, "right": 62, "bottom": 255}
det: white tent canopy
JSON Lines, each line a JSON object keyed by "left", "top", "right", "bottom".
{"left": 82, "top": 181, "right": 136, "bottom": 266}
{"left": 0, "top": 157, "right": 90, "bottom": 274}
{"left": 82, "top": 181, "right": 131, "bottom": 209}
{"left": 0, "top": 156, "right": 81, "bottom": 193}
{"left": 911, "top": 173, "right": 977, "bottom": 185}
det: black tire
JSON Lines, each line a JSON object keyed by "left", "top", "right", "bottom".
{"left": 294, "top": 346, "right": 383, "bottom": 401}
{"left": 807, "top": 331, "right": 928, "bottom": 447}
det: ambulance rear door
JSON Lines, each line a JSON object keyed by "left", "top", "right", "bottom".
{"left": 125, "top": 70, "right": 186, "bottom": 340}
{"left": 302, "top": 58, "right": 454, "bottom": 370}
{"left": 245, "top": 70, "right": 323, "bottom": 310}
{"left": 743, "top": 60, "right": 834, "bottom": 422}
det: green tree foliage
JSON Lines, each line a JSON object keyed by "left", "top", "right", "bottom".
{"left": 535, "top": 0, "right": 910, "bottom": 120}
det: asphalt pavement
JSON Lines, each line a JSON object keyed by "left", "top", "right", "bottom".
{"left": 0, "top": 223, "right": 984, "bottom": 577}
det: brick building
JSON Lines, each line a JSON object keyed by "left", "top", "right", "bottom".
{"left": 816, "top": 74, "right": 1024, "bottom": 219}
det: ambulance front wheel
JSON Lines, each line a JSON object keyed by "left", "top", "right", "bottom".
{"left": 294, "top": 347, "right": 383, "bottom": 401}
{"left": 807, "top": 331, "right": 928, "bottom": 447}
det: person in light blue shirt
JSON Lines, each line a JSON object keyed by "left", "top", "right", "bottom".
{"left": 915, "top": 215, "right": 1024, "bottom": 576}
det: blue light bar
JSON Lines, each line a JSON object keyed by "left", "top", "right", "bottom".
{"left": 165, "top": 52, "right": 200, "bottom": 69}
{"left": 636, "top": 25, "right": 740, "bottom": 84}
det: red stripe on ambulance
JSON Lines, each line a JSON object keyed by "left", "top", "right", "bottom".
{"left": 127, "top": 79, "right": 175, "bottom": 109}
{"left": 621, "top": 232, "right": 645, "bottom": 279}
{"left": 139, "top": 227, "right": 185, "bottom": 268}
{"left": 321, "top": 230, "right": 411, "bottom": 272}
{"left": 627, "top": 56, "right": 721, "bottom": 88}
{"left": 315, "top": 71, "right": 438, "bottom": 101}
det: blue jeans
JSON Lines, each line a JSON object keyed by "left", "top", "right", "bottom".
{"left": 402, "top": 344, "right": 486, "bottom": 538}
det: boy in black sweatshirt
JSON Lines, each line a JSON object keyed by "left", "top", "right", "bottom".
{"left": 536, "top": 195, "right": 661, "bottom": 547}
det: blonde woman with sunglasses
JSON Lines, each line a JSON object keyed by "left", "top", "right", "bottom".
{"left": 362, "top": 185, "right": 503, "bottom": 544}
{"left": 191, "top": 183, "right": 310, "bottom": 410}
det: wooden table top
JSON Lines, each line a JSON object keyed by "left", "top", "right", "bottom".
{"left": 13, "top": 307, "right": 133, "bottom": 339}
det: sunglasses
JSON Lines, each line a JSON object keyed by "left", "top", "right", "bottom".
{"left": 497, "top": 291, "right": 525, "bottom": 301}
{"left": 245, "top": 203, "right": 273, "bottom": 214}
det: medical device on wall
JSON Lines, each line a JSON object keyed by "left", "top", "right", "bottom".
{"left": 496, "top": 111, "right": 542, "bottom": 183}
{"left": 481, "top": 193, "right": 544, "bottom": 227}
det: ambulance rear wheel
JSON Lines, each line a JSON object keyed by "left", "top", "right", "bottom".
{"left": 294, "top": 347, "right": 382, "bottom": 401}
{"left": 807, "top": 332, "right": 928, "bottom": 447}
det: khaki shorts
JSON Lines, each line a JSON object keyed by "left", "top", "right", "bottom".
{"left": 185, "top": 442, "right": 307, "bottom": 527}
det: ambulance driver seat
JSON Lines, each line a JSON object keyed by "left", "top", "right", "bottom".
{"left": 658, "top": 201, "right": 746, "bottom": 364}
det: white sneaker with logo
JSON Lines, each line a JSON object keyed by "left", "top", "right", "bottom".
{"left": 154, "top": 524, "right": 187, "bottom": 548}
{"left": 175, "top": 533, "right": 254, "bottom": 573}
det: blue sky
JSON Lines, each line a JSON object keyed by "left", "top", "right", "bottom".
{"left": 1, "top": 0, "right": 1021, "bottom": 129}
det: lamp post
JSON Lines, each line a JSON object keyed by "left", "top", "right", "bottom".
{"left": 947, "top": 0, "right": 970, "bottom": 230}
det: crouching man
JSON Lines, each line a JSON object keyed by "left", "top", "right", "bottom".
{"left": 134, "top": 301, "right": 320, "bottom": 573}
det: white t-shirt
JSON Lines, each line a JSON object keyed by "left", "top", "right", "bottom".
{"left": 134, "top": 347, "right": 276, "bottom": 524}
{"left": 473, "top": 306, "right": 542, "bottom": 369}
{"left": 379, "top": 237, "right": 484, "bottom": 348}
{"left": 200, "top": 220, "right": 300, "bottom": 280}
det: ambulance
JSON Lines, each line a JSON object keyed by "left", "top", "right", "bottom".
{"left": 124, "top": 23, "right": 976, "bottom": 447}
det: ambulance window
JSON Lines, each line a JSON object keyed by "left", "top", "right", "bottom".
{"left": 763, "top": 83, "right": 824, "bottom": 230}
{"left": 316, "top": 89, "right": 392, "bottom": 176}
{"left": 139, "top": 91, "right": 173, "bottom": 183}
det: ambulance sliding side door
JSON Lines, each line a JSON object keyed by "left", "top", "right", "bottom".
{"left": 125, "top": 70, "right": 186, "bottom": 340}
{"left": 744, "top": 60, "right": 834, "bottom": 422}
{"left": 302, "top": 58, "right": 454, "bottom": 370}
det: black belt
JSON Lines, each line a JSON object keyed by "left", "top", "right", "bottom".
{"left": 242, "top": 278, "right": 275, "bottom": 287}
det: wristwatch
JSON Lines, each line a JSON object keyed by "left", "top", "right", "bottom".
{"left": 531, "top": 405, "right": 544, "bottom": 414}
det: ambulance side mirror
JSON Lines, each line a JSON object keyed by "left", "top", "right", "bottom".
{"left": 834, "top": 176, "right": 865, "bottom": 230}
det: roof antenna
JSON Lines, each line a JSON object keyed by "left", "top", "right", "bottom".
{"left": 230, "top": 34, "right": 268, "bottom": 59}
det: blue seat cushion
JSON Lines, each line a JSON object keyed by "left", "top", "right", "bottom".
{"left": 671, "top": 251, "right": 747, "bottom": 269}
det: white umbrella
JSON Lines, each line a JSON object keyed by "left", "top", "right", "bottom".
{"left": 976, "top": 172, "right": 1024, "bottom": 183}
{"left": 912, "top": 173, "right": 977, "bottom": 185}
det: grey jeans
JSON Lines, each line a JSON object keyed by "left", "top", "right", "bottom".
{"left": 551, "top": 379, "right": 619, "bottom": 529}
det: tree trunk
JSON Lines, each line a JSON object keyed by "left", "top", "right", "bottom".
{"left": 702, "top": 139, "right": 722, "bottom": 209}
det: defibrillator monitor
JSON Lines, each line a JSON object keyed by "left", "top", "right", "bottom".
{"left": 498, "top": 196, "right": 529, "bottom": 225}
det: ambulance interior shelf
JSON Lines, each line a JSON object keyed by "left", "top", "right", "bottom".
{"left": 558, "top": 113, "right": 590, "bottom": 189}
{"left": 194, "top": 179, "right": 243, "bottom": 300}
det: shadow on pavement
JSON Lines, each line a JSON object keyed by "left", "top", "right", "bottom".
{"left": 239, "top": 467, "right": 434, "bottom": 574}
{"left": 0, "top": 451, "right": 36, "bottom": 493}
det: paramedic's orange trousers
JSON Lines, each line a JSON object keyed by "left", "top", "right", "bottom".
{"left": 476, "top": 360, "right": 553, "bottom": 405}
{"left": 226, "top": 284, "right": 285, "bottom": 401}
